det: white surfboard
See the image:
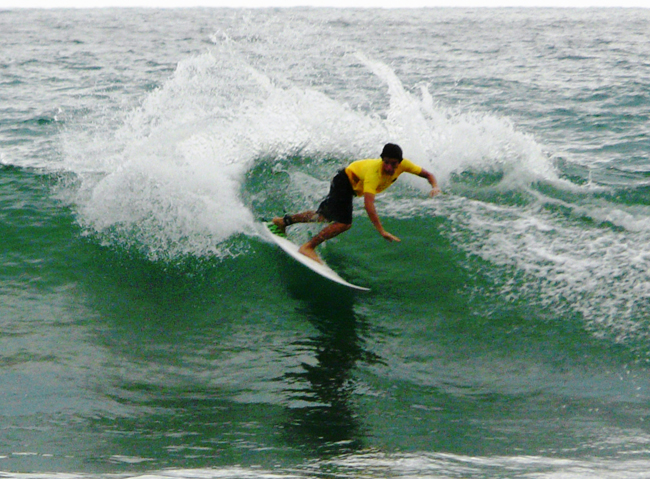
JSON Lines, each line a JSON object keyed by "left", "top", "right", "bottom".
{"left": 263, "top": 223, "right": 370, "bottom": 291}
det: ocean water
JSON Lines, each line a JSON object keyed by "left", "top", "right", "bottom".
{"left": 2, "top": 6, "right": 650, "bottom": 478}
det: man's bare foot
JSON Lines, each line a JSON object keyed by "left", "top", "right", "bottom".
{"left": 272, "top": 217, "right": 286, "bottom": 234}
{"left": 298, "top": 244, "right": 323, "bottom": 264}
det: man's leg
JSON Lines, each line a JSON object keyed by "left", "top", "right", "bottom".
{"left": 272, "top": 211, "right": 321, "bottom": 234}
{"left": 298, "top": 222, "right": 351, "bottom": 263}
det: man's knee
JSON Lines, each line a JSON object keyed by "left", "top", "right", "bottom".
{"left": 334, "top": 222, "right": 352, "bottom": 233}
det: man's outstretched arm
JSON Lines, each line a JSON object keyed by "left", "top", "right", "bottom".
{"left": 364, "top": 193, "right": 401, "bottom": 243}
{"left": 419, "top": 168, "right": 441, "bottom": 197}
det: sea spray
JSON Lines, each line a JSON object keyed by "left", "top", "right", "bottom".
{"left": 61, "top": 51, "right": 387, "bottom": 259}
{"left": 60, "top": 50, "right": 564, "bottom": 261}
{"left": 58, "top": 46, "right": 650, "bottom": 349}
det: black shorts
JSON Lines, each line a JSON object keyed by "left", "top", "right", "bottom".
{"left": 316, "top": 169, "right": 354, "bottom": 225}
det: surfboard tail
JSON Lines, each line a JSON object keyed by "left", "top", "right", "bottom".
{"left": 262, "top": 222, "right": 370, "bottom": 292}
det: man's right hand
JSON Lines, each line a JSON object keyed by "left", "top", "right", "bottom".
{"left": 365, "top": 192, "right": 401, "bottom": 243}
{"left": 381, "top": 230, "right": 401, "bottom": 242}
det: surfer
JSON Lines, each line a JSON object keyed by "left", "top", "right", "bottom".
{"left": 272, "top": 143, "right": 440, "bottom": 264}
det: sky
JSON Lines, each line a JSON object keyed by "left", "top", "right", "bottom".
{"left": 1, "top": 0, "right": 648, "bottom": 7}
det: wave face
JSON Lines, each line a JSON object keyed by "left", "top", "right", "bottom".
{"left": 2, "top": 7, "right": 650, "bottom": 479}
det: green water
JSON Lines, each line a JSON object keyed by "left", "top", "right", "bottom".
{"left": 2, "top": 7, "right": 650, "bottom": 479}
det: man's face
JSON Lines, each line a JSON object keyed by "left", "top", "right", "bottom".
{"left": 382, "top": 157, "right": 401, "bottom": 175}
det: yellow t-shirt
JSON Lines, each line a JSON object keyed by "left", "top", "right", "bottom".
{"left": 345, "top": 158, "right": 422, "bottom": 196}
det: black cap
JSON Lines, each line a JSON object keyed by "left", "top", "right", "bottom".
{"left": 381, "top": 143, "right": 403, "bottom": 161}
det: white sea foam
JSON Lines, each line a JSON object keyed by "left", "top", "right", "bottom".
{"left": 58, "top": 45, "right": 650, "bottom": 347}
{"left": 436, "top": 194, "right": 650, "bottom": 345}
{"left": 325, "top": 451, "right": 650, "bottom": 479}
{"left": 63, "top": 49, "right": 553, "bottom": 260}
{"left": 4, "top": 453, "right": 650, "bottom": 479}
{"left": 346, "top": 54, "right": 650, "bottom": 343}
{"left": 60, "top": 51, "right": 386, "bottom": 259}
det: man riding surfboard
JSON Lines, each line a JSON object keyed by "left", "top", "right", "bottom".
{"left": 271, "top": 143, "right": 441, "bottom": 264}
